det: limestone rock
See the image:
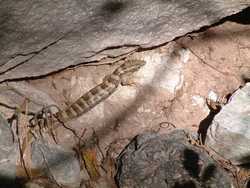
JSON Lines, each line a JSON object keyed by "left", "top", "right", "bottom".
{"left": 206, "top": 83, "right": 250, "bottom": 165}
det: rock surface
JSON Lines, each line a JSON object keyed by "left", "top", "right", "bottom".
{"left": 116, "top": 130, "right": 233, "bottom": 188}
{"left": 0, "top": 0, "right": 249, "bottom": 81}
{"left": 0, "top": 20, "right": 250, "bottom": 187}
{"left": 0, "top": 114, "right": 18, "bottom": 187}
{"left": 0, "top": 2, "right": 250, "bottom": 187}
{"left": 206, "top": 83, "right": 250, "bottom": 165}
{"left": 31, "top": 140, "right": 81, "bottom": 187}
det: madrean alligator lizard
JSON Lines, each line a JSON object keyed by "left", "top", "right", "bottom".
{"left": 53, "top": 59, "right": 145, "bottom": 123}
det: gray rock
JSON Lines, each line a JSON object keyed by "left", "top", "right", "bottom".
{"left": 116, "top": 130, "right": 233, "bottom": 188}
{"left": 206, "top": 83, "right": 250, "bottom": 165}
{"left": 0, "top": 113, "right": 18, "bottom": 188}
{"left": 31, "top": 140, "right": 81, "bottom": 187}
{"left": 0, "top": 0, "right": 249, "bottom": 81}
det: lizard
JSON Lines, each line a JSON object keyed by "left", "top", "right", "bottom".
{"left": 30, "top": 59, "right": 146, "bottom": 126}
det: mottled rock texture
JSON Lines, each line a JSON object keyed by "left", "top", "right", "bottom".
{"left": 116, "top": 130, "right": 233, "bottom": 188}
{"left": 0, "top": 0, "right": 249, "bottom": 81}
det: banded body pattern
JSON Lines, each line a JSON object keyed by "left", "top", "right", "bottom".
{"left": 54, "top": 59, "right": 145, "bottom": 122}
